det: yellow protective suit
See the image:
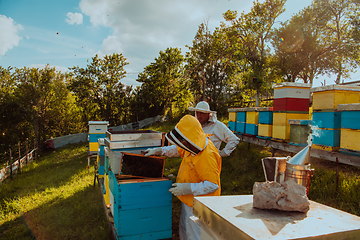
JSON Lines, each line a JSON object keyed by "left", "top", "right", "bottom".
{"left": 170, "top": 115, "right": 222, "bottom": 207}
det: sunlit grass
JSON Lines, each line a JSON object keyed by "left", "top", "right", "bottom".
{"left": 0, "top": 142, "right": 110, "bottom": 240}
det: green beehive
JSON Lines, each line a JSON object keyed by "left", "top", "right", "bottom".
{"left": 289, "top": 120, "right": 312, "bottom": 146}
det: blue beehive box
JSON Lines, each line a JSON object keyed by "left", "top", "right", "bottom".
{"left": 108, "top": 152, "right": 172, "bottom": 240}
{"left": 312, "top": 128, "right": 341, "bottom": 147}
{"left": 245, "top": 123, "right": 258, "bottom": 136}
{"left": 312, "top": 111, "right": 341, "bottom": 129}
{"left": 258, "top": 107, "right": 273, "bottom": 124}
{"left": 228, "top": 121, "right": 236, "bottom": 132}
{"left": 237, "top": 111, "right": 246, "bottom": 122}
{"left": 340, "top": 111, "right": 360, "bottom": 130}
{"left": 236, "top": 122, "right": 246, "bottom": 134}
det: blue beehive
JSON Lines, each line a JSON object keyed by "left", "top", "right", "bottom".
{"left": 245, "top": 123, "right": 258, "bottom": 136}
{"left": 228, "top": 121, "right": 236, "bottom": 132}
{"left": 258, "top": 111, "right": 273, "bottom": 124}
{"left": 312, "top": 111, "right": 341, "bottom": 129}
{"left": 108, "top": 152, "right": 172, "bottom": 240}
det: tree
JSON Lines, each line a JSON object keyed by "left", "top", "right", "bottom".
{"left": 314, "top": 0, "right": 360, "bottom": 83}
{"left": 185, "top": 21, "right": 241, "bottom": 114}
{"left": 135, "top": 47, "right": 191, "bottom": 120}
{"left": 69, "top": 53, "right": 131, "bottom": 126}
{"left": 223, "top": 0, "right": 286, "bottom": 106}
{"left": 271, "top": 5, "right": 335, "bottom": 84}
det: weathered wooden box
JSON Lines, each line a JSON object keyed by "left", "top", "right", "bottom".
{"left": 289, "top": 120, "right": 312, "bottom": 146}
{"left": 246, "top": 110, "right": 259, "bottom": 124}
{"left": 258, "top": 124, "right": 272, "bottom": 139}
{"left": 235, "top": 122, "right": 246, "bottom": 134}
{"left": 273, "top": 112, "right": 309, "bottom": 126}
{"left": 312, "top": 85, "right": 360, "bottom": 110}
{"left": 273, "top": 83, "right": 311, "bottom": 112}
{"left": 273, "top": 98, "right": 310, "bottom": 112}
{"left": 108, "top": 153, "right": 172, "bottom": 240}
{"left": 228, "top": 121, "right": 236, "bottom": 132}
{"left": 88, "top": 120, "right": 109, "bottom": 134}
{"left": 245, "top": 123, "right": 258, "bottom": 136}
{"left": 312, "top": 111, "right": 341, "bottom": 129}
{"left": 236, "top": 111, "right": 247, "bottom": 123}
{"left": 258, "top": 107, "right": 273, "bottom": 124}
{"left": 272, "top": 125, "right": 289, "bottom": 141}
{"left": 312, "top": 128, "right": 341, "bottom": 148}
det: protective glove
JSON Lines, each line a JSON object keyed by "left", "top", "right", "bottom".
{"left": 144, "top": 147, "right": 163, "bottom": 157}
{"left": 219, "top": 149, "right": 228, "bottom": 157}
{"left": 169, "top": 183, "right": 192, "bottom": 196}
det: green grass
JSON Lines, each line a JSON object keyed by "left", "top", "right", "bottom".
{"left": 0, "top": 142, "right": 110, "bottom": 240}
{"left": 1, "top": 119, "right": 359, "bottom": 240}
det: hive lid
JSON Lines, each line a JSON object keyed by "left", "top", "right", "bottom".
{"left": 272, "top": 82, "right": 312, "bottom": 89}
{"left": 288, "top": 145, "right": 311, "bottom": 165}
{"left": 311, "top": 84, "right": 360, "bottom": 93}
{"left": 88, "top": 120, "right": 109, "bottom": 125}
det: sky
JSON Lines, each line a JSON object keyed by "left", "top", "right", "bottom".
{"left": 0, "top": 0, "right": 358, "bottom": 87}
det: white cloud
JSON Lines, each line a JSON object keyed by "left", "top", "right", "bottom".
{"left": 78, "top": 0, "right": 254, "bottom": 84}
{"left": 65, "top": 12, "right": 83, "bottom": 25}
{"left": 0, "top": 15, "right": 23, "bottom": 56}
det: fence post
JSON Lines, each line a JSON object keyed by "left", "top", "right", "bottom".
{"left": 9, "top": 147, "right": 12, "bottom": 179}
{"left": 25, "top": 140, "right": 29, "bottom": 165}
{"left": 18, "top": 142, "right": 21, "bottom": 173}
{"left": 34, "top": 139, "right": 37, "bottom": 160}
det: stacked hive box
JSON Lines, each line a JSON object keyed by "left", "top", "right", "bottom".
{"left": 245, "top": 107, "right": 259, "bottom": 136}
{"left": 104, "top": 130, "right": 171, "bottom": 240}
{"left": 108, "top": 153, "right": 172, "bottom": 240}
{"left": 227, "top": 108, "right": 238, "bottom": 132}
{"left": 257, "top": 107, "right": 273, "bottom": 139}
{"left": 338, "top": 103, "right": 360, "bottom": 155}
{"left": 289, "top": 120, "right": 312, "bottom": 146}
{"left": 97, "top": 138, "right": 106, "bottom": 194}
{"left": 88, "top": 121, "right": 109, "bottom": 154}
{"left": 272, "top": 83, "right": 311, "bottom": 142}
{"left": 236, "top": 108, "right": 247, "bottom": 134}
{"left": 312, "top": 85, "right": 360, "bottom": 151}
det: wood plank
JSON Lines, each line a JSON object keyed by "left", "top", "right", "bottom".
{"left": 235, "top": 134, "right": 360, "bottom": 168}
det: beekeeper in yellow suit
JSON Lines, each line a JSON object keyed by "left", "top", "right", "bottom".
{"left": 144, "top": 115, "right": 221, "bottom": 240}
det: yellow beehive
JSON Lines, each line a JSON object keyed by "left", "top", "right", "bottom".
{"left": 103, "top": 173, "right": 110, "bottom": 205}
{"left": 89, "top": 142, "right": 99, "bottom": 152}
{"left": 312, "top": 85, "right": 360, "bottom": 110}
{"left": 340, "top": 129, "right": 360, "bottom": 152}
{"left": 273, "top": 112, "right": 309, "bottom": 126}
{"left": 312, "top": 144, "right": 340, "bottom": 152}
{"left": 229, "top": 112, "right": 237, "bottom": 122}
{"left": 272, "top": 125, "right": 290, "bottom": 140}
{"left": 246, "top": 111, "right": 259, "bottom": 124}
{"left": 258, "top": 124, "right": 272, "bottom": 138}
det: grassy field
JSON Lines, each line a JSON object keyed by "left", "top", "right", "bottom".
{"left": 1, "top": 119, "right": 359, "bottom": 239}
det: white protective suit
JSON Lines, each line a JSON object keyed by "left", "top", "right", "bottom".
{"left": 165, "top": 111, "right": 240, "bottom": 157}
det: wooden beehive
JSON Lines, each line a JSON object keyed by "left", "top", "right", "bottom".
{"left": 108, "top": 153, "right": 172, "bottom": 240}
{"left": 312, "top": 85, "right": 360, "bottom": 110}
{"left": 338, "top": 103, "right": 360, "bottom": 154}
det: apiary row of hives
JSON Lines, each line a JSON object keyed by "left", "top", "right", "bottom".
{"left": 88, "top": 121, "right": 172, "bottom": 240}
{"left": 228, "top": 83, "right": 360, "bottom": 155}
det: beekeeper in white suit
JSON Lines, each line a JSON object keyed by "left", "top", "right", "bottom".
{"left": 189, "top": 101, "right": 239, "bottom": 157}
{"left": 144, "top": 115, "right": 221, "bottom": 240}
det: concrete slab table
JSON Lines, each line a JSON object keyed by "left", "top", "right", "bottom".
{"left": 193, "top": 195, "right": 360, "bottom": 240}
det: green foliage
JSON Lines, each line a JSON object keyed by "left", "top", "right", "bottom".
{"left": 69, "top": 53, "right": 132, "bottom": 126}
{"left": 223, "top": 0, "right": 286, "bottom": 106}
{"left": 134, "top": 47, "right": 192, "bottom": 120}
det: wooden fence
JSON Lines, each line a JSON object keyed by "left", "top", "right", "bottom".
{"left": 0, "top": 141, "right": 37, "bottom": 183}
